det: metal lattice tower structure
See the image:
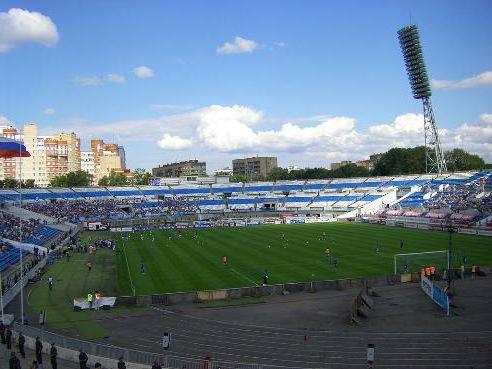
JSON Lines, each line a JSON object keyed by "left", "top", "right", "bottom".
{"left": 398, "top": 25, "right": 447, "bottom": 175}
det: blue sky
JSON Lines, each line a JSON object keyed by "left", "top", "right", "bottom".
{"left": 1, "top": 0, "right": 491, "bottom": 171}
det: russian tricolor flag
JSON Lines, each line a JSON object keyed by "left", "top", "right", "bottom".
{"left": 0, "top": 137, "right": 31, "bottom": 158}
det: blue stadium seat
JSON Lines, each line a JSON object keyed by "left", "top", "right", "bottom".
{"left": 211, "top": 186, "right": 244, "bottom": 194}
{"left": 228, "top": 198, "right": 255, "bottom": 205}
{"left": 174, "top": 188, "right": 211, "bottom": 195}
{"left": 303, "top": 183, "right": 325, "bottom": 190}
{"left": 274, "top": 185, "right": 304, "bottom": 191}
{"left": 24, "top": 226, "right": 61, "bottom": 246}
{"left": 0, "top": 248, "right": 29, "bottom": 272}
{"left": 244, "top": 185, "right": 275, "bottom": 193}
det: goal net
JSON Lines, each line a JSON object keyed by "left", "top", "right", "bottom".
{"left": 394, "top": 250, "right": 449, "bottom": 275}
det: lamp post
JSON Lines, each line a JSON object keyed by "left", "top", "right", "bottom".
{"left": 398, "top": 25, "right": 447, "bottom": 174}
{"left": 446, "top": 218, "right": 454, "bottom": 292}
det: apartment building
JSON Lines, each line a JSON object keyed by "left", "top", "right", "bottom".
{"left": 81, "top": 151, "right": 96, "bottom": 183}
{"left": 0, "top": 124, "right": 80, "bottom": 186}
{"left": 0, "top": 126, "right": 20, "bottom": 180}
{"left": 0, "top": 124, "right": 126, "bottom": 187}
{"left": 232, "top": 156, "right": 277, "bottom": 180}
{"left": 152, "top": 160, "right": 206, "bottom": 178}
{"left": 90, "top": 139, "right": 126, "bottom": 183}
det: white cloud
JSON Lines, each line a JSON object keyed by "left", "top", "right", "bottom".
{"left": 150, "top": 104, "right": 193, "bottom": 111}
{"left": 432, "top": 71, "right": 492, "bottom": 89}
{"left": 196, "top": 105, "right": 262, "bottom": 151}
{"left": 133, "top": 66, "right": 154, "bottom": 79}
{"left": 52, "top": 107, "right": 492, "bottom": 165}
{"left": 451, "top": 113, "right": 492, "bottom": 156}
{"left": 0, "top": 115, "right": 12, "bottom": 126}
{"left": 157, "top": 134, "right": 193, "bottom": 150}
{"left": 217, "top": 36, "right": 259, "bottom": 55}
{"left": 74, "top": 76, "right": 102, "bottom": 86}
{"left": 43, "top": 108, "right": 55, "bottom": 115}
{"left": 480, "top": 113, "right": 492, "bottom": 124}
{"left": 106, "top": 73, "right": 125, "bottom": 84}
{"left": 0, "top": 8, "right": 59, "bottom": 53}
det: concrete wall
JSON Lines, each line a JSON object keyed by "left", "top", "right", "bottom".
{"left": 117, "top": 273, "right": 403, "bottom": 306}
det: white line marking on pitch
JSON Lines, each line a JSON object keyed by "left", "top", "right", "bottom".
{"left": 230, "top": 267, "right": 258, "bottom": 286}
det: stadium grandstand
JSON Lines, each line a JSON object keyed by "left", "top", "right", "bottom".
{"left": 0, "top": 171, "right": 486, "bottom": 230}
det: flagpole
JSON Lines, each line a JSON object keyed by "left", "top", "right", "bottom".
{"left": 18, "top": 136, "right": 24, "bottom": 325}
{"left": 0, "top": 271, "right": 4, "bottom": 324}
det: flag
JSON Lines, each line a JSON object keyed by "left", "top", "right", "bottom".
{"left": 0, "top": 137, "right": 30, "bottom": 158}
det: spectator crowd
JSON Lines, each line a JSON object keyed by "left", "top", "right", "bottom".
{"left": 23, "top": 197, "right": 199, "bottom": 224}
{"left": 0, "top": 212, "right": 41, "bottom": 242}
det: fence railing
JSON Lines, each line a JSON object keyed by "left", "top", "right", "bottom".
{"left": 1, "top": 257, "right": 47, "bottom": 307}
{"left": 13, "top": 323, "right": 306, "bottom": 369}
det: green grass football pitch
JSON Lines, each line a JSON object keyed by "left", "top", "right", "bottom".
{"left": 114, "top": 222, "right": 492, "bottom": 295}
{"left": 27, "top": 222, "right": 491, "bottom": 338}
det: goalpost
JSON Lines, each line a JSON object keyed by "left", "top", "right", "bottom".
{"left": 394, "top": 250, "right": 449, "bottom": 275}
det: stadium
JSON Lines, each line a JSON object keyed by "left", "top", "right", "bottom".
{"left": 0, "top": 169, "right": 491, "bottom": 368}
{"left": 1, "top": 2, "right": 492, "bottom": 369}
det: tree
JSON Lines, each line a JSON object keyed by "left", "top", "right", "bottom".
{"left": 49, "top": 171, "right": 93, "bottom": 187}
{"left": 131, "top": 170, "right": 152, "bottom": 185}
{"left": 1, "top": 178, "right": 19, "bottom": 188}
{"left": 49, "top": 175, "right": 68, "bottom": 187}
{"left": 229, "top": 174, "right": 247, "bottom": 183}
{"left": 98, "top": 171, "right": 127, "bottom": 186}
{"left": 372, "top": 146, "right": 427, "bottom": 176}
{"left": 373, "top": 146, "right": 487, "bottom": 175}
{"left": 445, "top": 149, "right": 485, "bottom": 172}
{"left": 331, "top": 163, "right": 371, "bottom": 178}
{"left": 22, "top": 179, "right": 35, "bottom": 188}
{"left": 266, "top": 167, "right": 289, "bottom": 181}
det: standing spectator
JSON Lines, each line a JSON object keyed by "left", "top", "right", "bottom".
{"left": 262, "top": 270, "right": 268, "bottom": 286}
{"left": 35, "top": 337, "right": 43, "bottom": 364}
{"left": 18, "top": 332, "right": 26, "bottom": 359}
{"left": 9, "top": 351, "right": 21, "bottom": 369}
{"left": 117, "top": 357, "right": 126, "bottom": 369}
{"left": 87, "top": 292, "right": 93, "bottom": 310}
{"left": 50, "top": 343, "right": 58, "bottom": 369}
{"left": 6, "top": 326, "right": 12, "bottom": 349}
{"left": 0, "top": 321, "right": 5, "bottom": 344}
{"left": 460, "top": 264, "right": 465, "bottom": 279}
{"left": 78, "top": 349, "right": 88, "bottom": 369}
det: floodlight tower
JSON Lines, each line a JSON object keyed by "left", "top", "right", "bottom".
{"left": 398, "top": 25, "right": 447, "bottom": 175}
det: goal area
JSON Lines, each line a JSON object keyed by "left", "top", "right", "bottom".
{"left": 394, "top": 250, "right": 449, "bottom": 275}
